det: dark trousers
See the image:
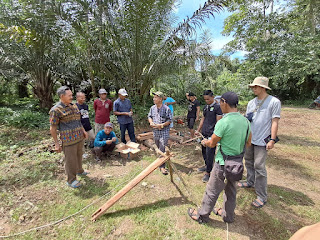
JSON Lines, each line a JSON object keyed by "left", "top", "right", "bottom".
{"left": 94, "top": 142, "right": 116, "bottom": 158}
{"left": 201, "top": 145, "right": 216, "bottom": 174}
{"left": 198, "top": 164, "right": 237, "bottom": 223}
{"left": 120, "top": 122, "right": 136, "bottom": 143}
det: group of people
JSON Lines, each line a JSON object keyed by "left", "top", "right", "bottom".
{"left": 49, "top": 76, "right": 281, "bottom": 225}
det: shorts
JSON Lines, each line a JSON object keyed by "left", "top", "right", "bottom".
{"left": 187, "top": 117, "right": 196, "bottom": 129}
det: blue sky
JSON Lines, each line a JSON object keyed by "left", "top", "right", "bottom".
{"left": 173, "top": 0, "right": 246, "bottom": 60}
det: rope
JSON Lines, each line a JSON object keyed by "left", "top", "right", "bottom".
{"left": 0, "top": 166, "right": 144, "bottom": 239}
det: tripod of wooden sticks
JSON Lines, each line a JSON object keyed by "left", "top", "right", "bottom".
{"left": 91, "top": 146, "right": 194, "bottom": 221}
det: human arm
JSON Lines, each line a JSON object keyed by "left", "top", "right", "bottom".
{"left": 201, "top": 134, "right": 221, "bottom": 148}
{"left": 195, "top": 106, "right": 200, "bottom": 121}
{"left": 196, "top": 117, "right": 205, "bottom": 134}
{"left": 50, "top": 125, "right": 62, "bottom": 153}
{"left": 266, "top": 118, "right": 279, "bottom": 150}
{"left": 94, "top": 132, "right": 107, "bottom": 147}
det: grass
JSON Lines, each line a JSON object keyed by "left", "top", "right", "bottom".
{"left": 0, "top": 106, "right": 320, "bottom": 239}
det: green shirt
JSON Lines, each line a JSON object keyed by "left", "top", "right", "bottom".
{"left": 214, "top": 112, "right": 251, "bottom": 165}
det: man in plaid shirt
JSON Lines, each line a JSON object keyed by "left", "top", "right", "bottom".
{"left": 148, "top": 91, "right": 172, "bottom": 175}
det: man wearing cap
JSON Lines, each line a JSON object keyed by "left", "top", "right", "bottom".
{"left": 113, "top": 89, "right": 136, "bottom": 143}
{"left": 93, "top": 122, "right": 119, "bottom": 162}
{"left": 238, "top": 76, "right": 281, "bottom": 209}
{"left": 94, "top": 89, "right": 113, "bottom": 134}
{"left": 163, "top": 94, "right": 176, "bottom": 128}
{"left": 186, "top": 92, "right": 200, "bottom": 138}
{"left": 188, "top": 91, "right": 251, "bottom": 224}
{"left": 49, "top": 86, "right": 89, "bottom": 188}
{"left": 196, "top": 90, "right": 223, "bottom": 183}
{"left": 148, "top": 91, "right": 172, "bottom": 175}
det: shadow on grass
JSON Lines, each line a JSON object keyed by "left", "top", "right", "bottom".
{"left": 268, "top": 155, "right": 315, "bottom": 180}
{"left": 278, "top": 134, "right": 319, "bottom": 147}
{"left": 74, "top": 176, "right": 110, "bottom": 199}
{"left": 268, "top": 184, "right": 314, "bottom": 206}
{"left": 100, "top": 196, "right": 192, "bottom": 220}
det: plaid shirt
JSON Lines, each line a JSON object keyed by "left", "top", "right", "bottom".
{"left": 148, "top": 104, "right": 172, "bottom": 139}
{"left": 49, "top": 102, "right": 84, "bottom": 146}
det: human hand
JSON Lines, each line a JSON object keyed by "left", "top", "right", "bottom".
{"left": 106, "top": 140, "right": 113, "bottom": 144}
{"left": 112, "top": 137, "right": 117, "bottom": 142}
{"left": 83, "top": 131, "right": 88, "bottom": 139}
{"left": 128, "top": 111, "right": 133, "bottom": 117}
{"left": 195, "top": 130, "right": 200, "bottom": 136}
{"left": 266, "top": 140, "right": 275, "bottom": 150}
{"left": 54, "top": 142, "right": 62, "bottom": 153}
{"left": 201, "top": 139, "right": 207, "bottom": 147}
{"left": 195, "top": 117, "right": 199, "bottom": 122}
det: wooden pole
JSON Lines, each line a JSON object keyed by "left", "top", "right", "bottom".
{"left": 91, "top": 154, "right": 171, "bottom": 221}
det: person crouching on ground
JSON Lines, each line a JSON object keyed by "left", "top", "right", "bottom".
{"left": 187, "top": 91, "right": 251, "bottom": 223}
{"left": 93, "top": 122, "right": 118, "bottom": 162}
{"left": 148, "top": 91, "right": 172, "bottom": 175}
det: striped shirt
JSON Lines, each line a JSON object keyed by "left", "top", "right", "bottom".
{"left": 49, "top": 102, "right": 84, "bottom": 146}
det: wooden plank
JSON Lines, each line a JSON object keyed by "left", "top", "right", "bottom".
{"left": 91, "top": 154, "right": 171, "bottom": 221}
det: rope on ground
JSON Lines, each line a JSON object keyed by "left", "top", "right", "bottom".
{"left": 0, "top": 165, "right": 144, "bottom": 239}
{"left": 216, "top": 201, "right": 229, "bottom": 240}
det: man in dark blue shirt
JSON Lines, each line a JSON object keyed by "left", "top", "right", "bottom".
{"left": 196, "top": 90, "right": 223, "bottom": 182}
{"left": 113, "top": 89, "right": 136, "bottom": 143}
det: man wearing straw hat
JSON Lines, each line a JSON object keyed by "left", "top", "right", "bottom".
{"left": 238, "top": 76, "right": 281, "bottom": 209}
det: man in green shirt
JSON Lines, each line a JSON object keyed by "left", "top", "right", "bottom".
{"left": 188, "top": 92, "right": 251, "bottom": 223}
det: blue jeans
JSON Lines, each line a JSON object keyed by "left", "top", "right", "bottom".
{"left": 120, "top": 122, "right": 136, "bottom": 143}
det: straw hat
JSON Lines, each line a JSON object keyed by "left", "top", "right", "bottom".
{"left": 249, "top": 77, "right": 271, "bottom": 90}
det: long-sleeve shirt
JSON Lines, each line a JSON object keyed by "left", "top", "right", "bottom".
{"left": 94, "top": 130, "right": 119, "bottom": 147}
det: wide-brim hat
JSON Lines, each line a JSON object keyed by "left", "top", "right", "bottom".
{"left": 249, "top": 77, "right": 271, "bottom": 90}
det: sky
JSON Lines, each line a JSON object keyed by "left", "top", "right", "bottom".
{"left": 173, "top": 0, "right": 246, "bottom": 60}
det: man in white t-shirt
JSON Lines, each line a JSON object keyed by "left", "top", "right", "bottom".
{"left": 238, "top": 76, "right": 281, "bottom": 209}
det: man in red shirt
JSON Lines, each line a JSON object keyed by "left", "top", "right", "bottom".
{"left": 94, "top": 89, "right": 113, "bottom": 134}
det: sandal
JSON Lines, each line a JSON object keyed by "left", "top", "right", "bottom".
{"left": 77, "top": 171, "right": 90, "bottom": 176}
{"left": 187, "top": 208, "right": 205, "bottom": 224}
{"left": 251, "top": 199, "right": 266, "bottom": 208}
{"left": 160, "top": 167, "right": 168, "bottom": 175}
{"left": 66, "top": 180, "right": 82, "bottom": 188}
{"left": 238, "top": 182, "right": 253, "bottom": 188}
{"left": 213, "top": 207, "right": 223, "bottom": 216}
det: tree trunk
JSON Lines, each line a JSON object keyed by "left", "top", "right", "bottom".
{"left": 33, "top": 69, "right": 54, "bottom": 109}
{"left": 17, "top": 78, "right": 29, "bottom": 98}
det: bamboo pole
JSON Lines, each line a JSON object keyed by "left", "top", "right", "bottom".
{"left": 91, "top": 154, "right": 171, "bottom": 221}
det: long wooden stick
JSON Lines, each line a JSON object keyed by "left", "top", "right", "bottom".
{"left": 91, "top": 154, "right": 171, "bottom": 221}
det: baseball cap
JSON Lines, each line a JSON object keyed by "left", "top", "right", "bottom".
{"left": 118, "top": 88, "right": 128, "bottom": 96}
{"left": 188, "top": 92, "right": 195, "bottom": 96}
{"left": 153, "top": 91, "right": 164, "bottom": 98}
{"left": 221, "top": 91, "right": 239, "bottom": 106}
{"left": 98, "top": 89, "right": 107, "bottom": 94}
{"left": 104, "top": 122, "right": 113, "bottom": 128}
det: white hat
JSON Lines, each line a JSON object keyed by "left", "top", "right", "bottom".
{"left": 249, "top": 77, "right": 271, "bottom": 90}
{"left": 98, "top": 89, "right": 107, "bottom": 94}
{"left": 118, "top": 88, "right": 128, "bottom": 96}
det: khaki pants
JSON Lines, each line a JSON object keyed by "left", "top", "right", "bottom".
{"left": 63, "top": 140, "right": 84, "bottom": 184}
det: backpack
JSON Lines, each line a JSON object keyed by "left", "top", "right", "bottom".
{"left": 220, "top": 126, "right": 249, "bottom": 182}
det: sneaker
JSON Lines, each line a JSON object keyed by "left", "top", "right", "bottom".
{"left": 198, "top": 166, "right": 207, "bottom": 172}
{"left": 202, "top": 174, "right": 210, "bottom": 183}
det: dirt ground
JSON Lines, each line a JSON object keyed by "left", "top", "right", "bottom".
{"left": 0, "top": 107, "right": 320, "bottom": 239}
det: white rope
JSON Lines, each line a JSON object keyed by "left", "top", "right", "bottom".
{"left": 0, "top": 166, "right": 143, "bottom": 239}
